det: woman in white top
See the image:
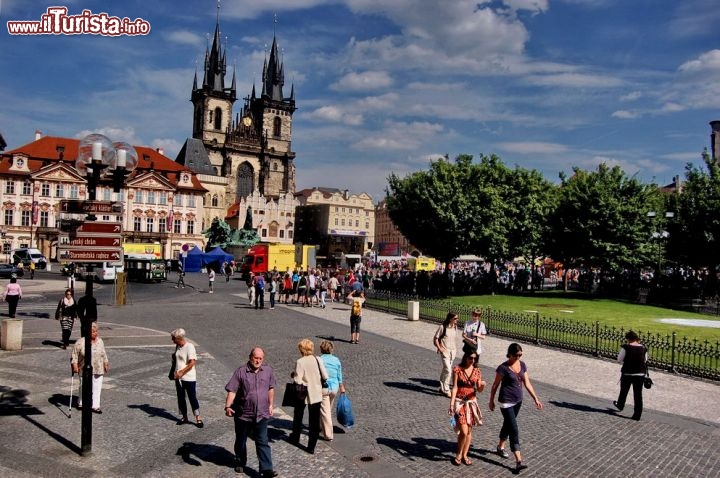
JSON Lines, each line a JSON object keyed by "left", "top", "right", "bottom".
{"left": 171, "top": 328, "right": 203, "bottom": 427}
{"left": 434, "top": 312, "right": 459, "bottom": 397}
{"left": 289, "top": 338, "right": 329, "bottom": 454}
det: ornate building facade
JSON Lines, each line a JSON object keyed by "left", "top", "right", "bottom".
{"left": 0, "top": 133, "right": 207, "bottom": 262}
{"left": 176, "top": 15, "right": 298, "bottom": 243}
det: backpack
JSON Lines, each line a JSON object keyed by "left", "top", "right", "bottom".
{"left": 256, "top": 276, "right": 265, "bottom": 290}
{"left": 351, "top": 299, "right": 361, "bottom": 316}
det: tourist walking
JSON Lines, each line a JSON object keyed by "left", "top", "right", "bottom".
{"left": 488, "top": 343, "right": 543, "bottom": 472}
{"left": 282, "top": 273, "right": 292, "bottom": 304}
{"left": 207, "top": 266, "right": 215, "bottom": 293}
{"left": 224, "top": 261, "right": 233, "bottom": 282}
{"left": 71, "top": 322, "right": 109, "bottom": 413}
{"left": 319, "top": 340, "right": 346, "bottom": 441}
{"left": 613, "top": 330, "right": 648, "bottom": 421}
{"left": 170, "top": 328, "right": 203, "bottom": 427}
{"left": 224, "top": 346, "right": 278, "bottom": 477}
{"left": 3, "top": 276, "right": 22, "bottom": 318}
{"left": 29, "top": 261, "right": 35, "bottom": 279}
{"left": 347, "top": 290, "right": 365, "bottom": 344}
{"left": 254, "top": 272, "right": 265, "bottom": 309}
{"left": 461, "top": 309, "right": 487, "bottom": 355}
{"left": 289, "top": 338, "right": 329, "bottom": 454}
{"left": 55, "top": 288, "right": 77, "bottom": 349}
{"left": 175, "top": 262, "right": 185, "bottom": 288}
{"left": 269, "top": 274, "right": 277, "bottom": 309}
{"left": 449, "top": 351, "right": 485, "bottom": 466}
{"left": 434, "top": 312, "right": 459, "bottom": 397}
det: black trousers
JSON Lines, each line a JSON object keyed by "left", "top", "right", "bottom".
{"left": 616, "top": 375, "right": 644, "bottom": 420}
{"left": 290, "top": 401, "right": 321, "bottom": 452}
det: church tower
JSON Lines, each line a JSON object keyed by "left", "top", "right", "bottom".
{"left": 185, "top": 10, "right": 296, "bottom": 202}
{"left": 190, "top": 13, "right": 237, "bottom": 149}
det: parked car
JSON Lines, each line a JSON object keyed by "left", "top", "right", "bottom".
{"left": 11, "top": 248, "right": 47, "bottom": 269}
{"left": 0, "top": 263, "right": 25, "bottom": 278}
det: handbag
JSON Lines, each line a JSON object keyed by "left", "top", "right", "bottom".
{"left": 643, "top": 368, "right": 653, "bottom": 389}
{"left": 316, "top": 357, "right": 329, "bottom": 389}
{"left": 168, "top": 352, "right": 176, "bottom": 381}
{"left": 282, "top": 382, "right": 301, "bottom": 407}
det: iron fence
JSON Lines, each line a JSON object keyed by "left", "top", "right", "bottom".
{"left": 364, "top": 290, "right": 720, "bottom": 381}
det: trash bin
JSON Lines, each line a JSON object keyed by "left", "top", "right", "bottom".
{"left": 407, "top": 301, "right": 419, "bottom": 321}
{"left": 1, "top": 319, "right": 23, "bottom": 351}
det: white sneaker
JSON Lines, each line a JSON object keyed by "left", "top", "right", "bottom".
{"left": 209, "top": 291, "right": 213, "bottom": 294}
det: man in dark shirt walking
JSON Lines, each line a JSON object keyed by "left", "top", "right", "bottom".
{"left": 224, "top": 347, "right": 278, "bottom": 477}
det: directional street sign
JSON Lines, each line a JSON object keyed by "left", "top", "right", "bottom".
{"left": 60, "top": 237, "right": 121, "bottom": 248}
{"left": 57, "top": 249, "right": 123, "bottom": 262}
{"left": 75, "top": 222, "right": 122, "bottom": 235}
{"left": 59, "top": 200, "right": 123, "bottom": 215}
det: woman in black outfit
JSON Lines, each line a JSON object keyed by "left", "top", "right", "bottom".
{"left": 613, "top": 330, "right": 647, "bottom": 421}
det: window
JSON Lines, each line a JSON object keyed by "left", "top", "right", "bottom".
{"left": 261, "top": 228, "right": 267, "bottom": 237}
{"left": 279, "top": 230, "right": 284, "bottom": 238}
{"left": 5, "top": 180, "right": 14, "bottom": 194}
{"left": 355, "top": 220, "right": 359, "bottom": 227}
{"left": 335, "top": 207, "right": 338, "bottom": 212}
{"left": 102, "top": 187, "right": 111, "bottom": 201}
{"left": 55, "top": 184, "right": 64, "bottom": 198}
{"left": 173, "top": 194, "right": 182, "bottom": 207}
{"left": 158, "top": 192, "right": 167, "bottom": 205}
{"left": 237, "top": 162, "right": 254, "bottom": 198}
{"left": 273, "top": 116, "right": 281, "bottom": 137}
{"left": 159, "top": 218, "right": 167, "bottom": 232}
{"left": 173, "top": 219, "right": 181, "bottom": 234}
{"left": 342, "top": 207, "right": 345, "bottom": 213}
{"left": 341, "top": 219, "right": 345, "bottom": 226}
{"left": 136, "top": 191, "right": 144, "bottom": 204}
{"left": 187, "top": 195, "right": 195, "bottom": 207}
{"left": 21, "top": 210, "right": 31, "bottom": 226}
{"left": 211, "top": 195, "right": 219, "bottom": 207}
{"left": 22, "top": 181, "right": 31, "bottom": 195}
{"left": 187, "top": 220, "right": 194, "bottom": 234}
{"left": 2, "top": 243, "right": 10, "bottom": 254}
{"left": 133, "top": 217, "right": 141, "bottom": 231}
{"left": 288, "top": 230, "right": 293, "bottom": 239}
{"left": 40, "top": 211, "right": 49, "bottom": 227}
{"left": 335, "top": 218, "right": 338, "bottom": 226}
{"left": 41, "top": 183, "right": 50, "bottom": 197}
{"left": 214, "top": 107, "right": 222, "bottom": 130}
{"left": 69, "top": 185, "right": 79, "bottom": 199}
{"left": 366, "top": 222, "right": 370, "bottom": 229}
{"left": 146, "top": 218, "right": 154, "bottom": 233}
{"left": 4, "top": 210, "right": 13, "bottom": 226}
{"left": 147, "top": 191, "right": 155, "bottom": 204}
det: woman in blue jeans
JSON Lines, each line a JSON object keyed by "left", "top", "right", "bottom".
{"left": 488, "top": 343, "right": 543, "bottom": 472}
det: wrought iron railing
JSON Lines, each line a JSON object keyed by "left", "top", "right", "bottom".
{"left": 364, "top": 290, "right": 720, "bottom": 381}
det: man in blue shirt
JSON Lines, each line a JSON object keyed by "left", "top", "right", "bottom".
{"left": 225, "top": 347, "right": 277, "bottom": 477}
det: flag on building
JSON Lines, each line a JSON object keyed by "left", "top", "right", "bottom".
{"left": 167, "top": 210, "right": 173, "bottom": 231}
{"left": 32, "top": 201, "right": 39, "bottom": 225}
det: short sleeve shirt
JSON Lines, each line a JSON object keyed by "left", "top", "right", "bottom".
{"left": 225, "top": 363, "right": 277, "bottom": 421}
{"left": 175, "top": 342, "right": 198, "bottom": 381}
{"left": 496, "top": 360, "right": 527, "bottom": 405}
{"left": 463, "top": 320, "right": 487, "bottom": 353}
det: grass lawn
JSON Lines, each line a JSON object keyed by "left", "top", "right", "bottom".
{"left": 452, "top": 291, "right": 720, "bottom": 344}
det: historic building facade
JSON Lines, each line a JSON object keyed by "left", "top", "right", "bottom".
{"left": 374, "top": 199, "right": 417, "bottom": 257}
{"left": 176, "top": 16, "right": 298, "bottom": 244}
{"left": 294, "top": 187, "right": 375, "bottom": 266}
{"left": 0, "top": 133, "right": 207, "bottom": 261}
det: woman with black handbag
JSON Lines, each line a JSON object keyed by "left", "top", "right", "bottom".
{"left": 55, "top": 288, "right": 77, "bottom": 349}
{"left": 288, "top": 338, "right": 329, "bottom": 454}
{"left": 613, "top": 330, "right": 648, "bottom": 421}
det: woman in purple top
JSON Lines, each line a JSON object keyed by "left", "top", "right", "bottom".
{"left": 488, "top": 343, "right": 543, "bottom": 472}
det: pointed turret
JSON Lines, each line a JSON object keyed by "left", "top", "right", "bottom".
{"left": 263, "top": 36, "right": 284, "bottom": 101}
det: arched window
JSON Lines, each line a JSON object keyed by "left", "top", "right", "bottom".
{"left": 269, "top": 221, "right": 279, "bottom": 238}
{"left": 237, "top": 162, "right": 254, "bottom": 198}
{"left": 214, "top": 107, "right": 222, "bottom": 130}
{"left": 211, "top": 195, "right": 219, "bottom": 207}
{"left": 273, "top": 116, "right": 282, "bottom": 137}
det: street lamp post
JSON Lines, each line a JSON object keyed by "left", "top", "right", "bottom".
{"left": 74, "top": 134, "right": 136, "bottom": 456}
{"left": 647, "top": 211, "right": 674, "bottom": 276}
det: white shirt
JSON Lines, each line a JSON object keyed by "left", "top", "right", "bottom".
{"left": 175, "top": 342, "right": 198, "bottom": 381}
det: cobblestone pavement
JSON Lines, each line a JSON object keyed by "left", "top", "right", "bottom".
{"left": 0, "top": 274, "right": 718, "bottom": 477}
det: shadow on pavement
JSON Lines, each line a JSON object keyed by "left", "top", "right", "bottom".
{"left": 42, "top": 339, "right": 66, "bottom": 348}
{"left": 383, "top": 380, "right": 441, "bottom": 396}
{"left": 22, "top": 415, "right": 81, "bottom": 454}
{"left": 0, "top": 386, "right": 44, "bottom": 416}
{"left": 376, "top": 436, "right": 454, "bottom": 462}
{"left": 316, "top": 334, "right": 352, "bottom": 344}
{"left": 549, "top": 400, "right": 617, "bottom": 415}
{"left": 408, "top": 377, "right": 439, "bottom": 388}
{"left": 176, "top": 441, "right": 235, "bottom": 468}
{"left": 128, "top": 403, "right": 178, "bottom": 422}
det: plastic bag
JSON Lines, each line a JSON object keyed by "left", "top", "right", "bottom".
{"left": 336, "top": 393, "right": 355, "bottom": 428}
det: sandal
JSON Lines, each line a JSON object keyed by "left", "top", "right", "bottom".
{"left": 451, "top": 457, "right": 462, "bottom": 466}
{"left": 462, "top": 457, "right": 473, "bottom": 466}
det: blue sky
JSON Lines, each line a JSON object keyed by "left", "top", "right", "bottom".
{"left": 1, "top": 0, "right": 719, "bottom": 201}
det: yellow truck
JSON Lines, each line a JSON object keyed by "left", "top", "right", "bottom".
{"left": 240, "top": 243, "right": 316, "bottom": 278}
{"left": 406, "top": 256, "right": 437, "bottom": 272}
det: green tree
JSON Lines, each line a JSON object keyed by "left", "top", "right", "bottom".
{"left": 546, "top": 164, "right": 663, "bottom": 286}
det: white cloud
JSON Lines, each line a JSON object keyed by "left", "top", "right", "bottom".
{"left": 678, "top": 49, "right": 720, "bottom": 74}
{"left": 352, "top": 121, "right": 444, "bottom": 151}
{"left": 330, "top": 71, "right": 393, "bottom": 91}
{"left": 525, "top": 73, "right": 624, "bottom": 88}
{"left": 661, "top": 102, "right": 685, "bottom": 112}
{"left": 304, "top": 106, "right": 363, "bottom": 125}
{"left": 496, "top": 142, "right": 569, "bottom": 154}
{"left": 612, "top": 110, "right": 639, "bottom": 119}
{"left": 503, "top": 0, "right": 549, "bottom": 14}
{"left": 356, "top": 93, "right": 399, "bottom": 110}
{"left": 620, "top": 91, "right": 642, "bottom": 102}
{"left": 659, "top": 152, "right": 703, "bottom": 161}
{"left": 165, "top": 30, "right": 204, "bottom": 46}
